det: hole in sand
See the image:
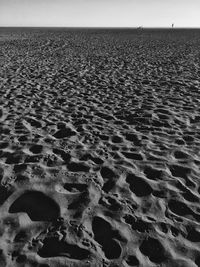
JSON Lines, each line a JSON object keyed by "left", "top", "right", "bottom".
{"left": 38, "top": 237, "right": 90, "bottom": 259}
{"left": 67, "top": 162, "right": 90, "bottom": 172}
{"left": 9, "top": 191, "right": 60, "bottom": 221}
{"left": 29, "top": 145, "right": 43, "bottom": 154}
{"left": 92, "top": 216, "right": 121, "bottom": 259}
{"left": 126, "top": 173, "right": 153, "bottom": 197}
{"left": 126, "top": 255, "right": 139, "bottom": 266}
{"left": 139, "top": 237, "right": 167, "bottom": 263}
{"left": 63, "top": 183, "right": 87, "bottom": 192}
{"left": 53, "top": 127, "right": 76, "bottom": 139}
{"left": 100, "top": 166, "right": 116, "bottom": 179}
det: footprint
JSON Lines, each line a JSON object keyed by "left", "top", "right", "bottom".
{"left": 0, "top": 186, "right": 13, "bottom": 206}
{"left": 90, "top": 156, "right": 104, "bottom": 165}
{"left": 139, "top": 237, "right": 167, "bottom": 263}
{"left": 38, "top": 237, "right": 90, "bottom": 259}
{"left": 9, "top": 191, "right": 60, "bottom": 221}
{"left": 5, "top": 153, "right": 22, "bottom": 164}
{"left": 124, "top": 214, "right": 151, "bottom": 233}
{"left": 195, "top": 255, "right": 200, "bottom": 267}
{"left": 186, "top": 226, "right": 200, "bottom": 242}
{"left": 0, "top": 142, "right": 9, "bottom": 149}
{"left": 173, "top": 150, "right": 189, "bottom": 159}
{"left": 29, "top": 144, "right": 43, "bottom": 154}
{"left": 102, "top": 179, "right": 115, "bottom": 193}
{"left": 92, "top": 216, "right": 122, "bottom": 259}
{"left": 67, "top": 161, "right": 90, "bottom": 172}
{"left": 126, "top": 173, "right": 153, "bottom": 197}
{"left": 175, "top": 181, "right": 199, "bottom": 202}
{"left": 26, "top": 117, "right": 42, "bottom": 128}
{"left": 126, "top": 255, "right": 139, "bottom": 266}
{"left": 169, "top": 164, "right": 191, "bottom": 179}
{"left": 125, "top": 133, "right": 141, "bottom": 146}
{"left": 53, "top": 148, "right": 71, "bottom": 163}
{"left": 64, "top": 183, "right": 87, "bottom": 193}
{"left": 100, "top": 166, "right": 116, "bottom": 179}
{"left": 111, "top": 135, "right": 123, "bottom": 143}
{"left": 53, "top": 127, "right": 76, "bottom": 139}
{"left": 168, "top": 199, "right": 200, "bottom": 222}
{"left": 0, "top": 167, "right": 4, "bottom": 182}
{"left": 168, "top": 199, "right": 193, "bottom": 217}
{"left": 14, "top": 230, "right": 29, "bottom": 243}
{"left": 13, "top": 164, "right": 27, "bottom": 173}
{"left": 0, "top": 108, "right": 3, "bottom": 118}
{"left": 144, "top": 166, "right": 163, "bottom": 180}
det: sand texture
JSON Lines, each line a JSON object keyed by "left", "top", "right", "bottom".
{"left": 0, "top": 28, "right": 200, "bottom": 267}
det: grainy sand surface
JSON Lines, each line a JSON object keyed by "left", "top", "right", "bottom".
{"left": 0, "top": 28, "right": 200, "bottom": 267}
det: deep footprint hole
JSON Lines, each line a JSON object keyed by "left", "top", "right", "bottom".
{"left": 9, "top": 191, "right": 60, "bottom": 221}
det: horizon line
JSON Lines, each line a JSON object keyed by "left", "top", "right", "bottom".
{"left": 1, "top": 26, "right": 200, "bottom": 29}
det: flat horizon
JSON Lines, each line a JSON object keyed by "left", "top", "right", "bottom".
{"left": 1, "top": 26, "right": 200, "bottom": 29}
{"left": 1, "top": 0, "right": 200, "bottom": 28}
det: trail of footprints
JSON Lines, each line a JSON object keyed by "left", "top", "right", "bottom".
{"left": 0, "top": 28, "right": 200, "bottom": 266}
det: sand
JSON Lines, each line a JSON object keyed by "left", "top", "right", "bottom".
{"left": 0, "top": 28, "right": 200, "bottom": 267}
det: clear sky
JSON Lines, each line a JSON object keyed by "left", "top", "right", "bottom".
{"left": 0, "top": 0, "right": 200, "bottom": 28}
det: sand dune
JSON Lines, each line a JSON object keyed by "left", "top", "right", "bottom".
{"left": 0, "top": 28, "right": 200, "bottom": 266}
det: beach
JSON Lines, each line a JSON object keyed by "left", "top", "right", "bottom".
{"left": 0, "top": 28, "right": 200, "bottom": 267}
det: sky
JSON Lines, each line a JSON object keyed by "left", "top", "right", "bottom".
{"left": 0, "top": 0, "right": 200, "bottom": 28}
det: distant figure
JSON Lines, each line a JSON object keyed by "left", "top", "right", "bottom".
{"left": 137, "top": 26, "right": 143, "bottom": 30}
{"left": 172, "top": 23, "right": 174, "bottom": 28}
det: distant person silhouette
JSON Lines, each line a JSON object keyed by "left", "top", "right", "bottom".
{"left": 172, "top": 23, "right": 174, "bottom": 28}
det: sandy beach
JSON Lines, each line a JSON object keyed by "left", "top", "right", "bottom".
{"left": 0, "top": 28, "right": 200, "bottom": 267}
